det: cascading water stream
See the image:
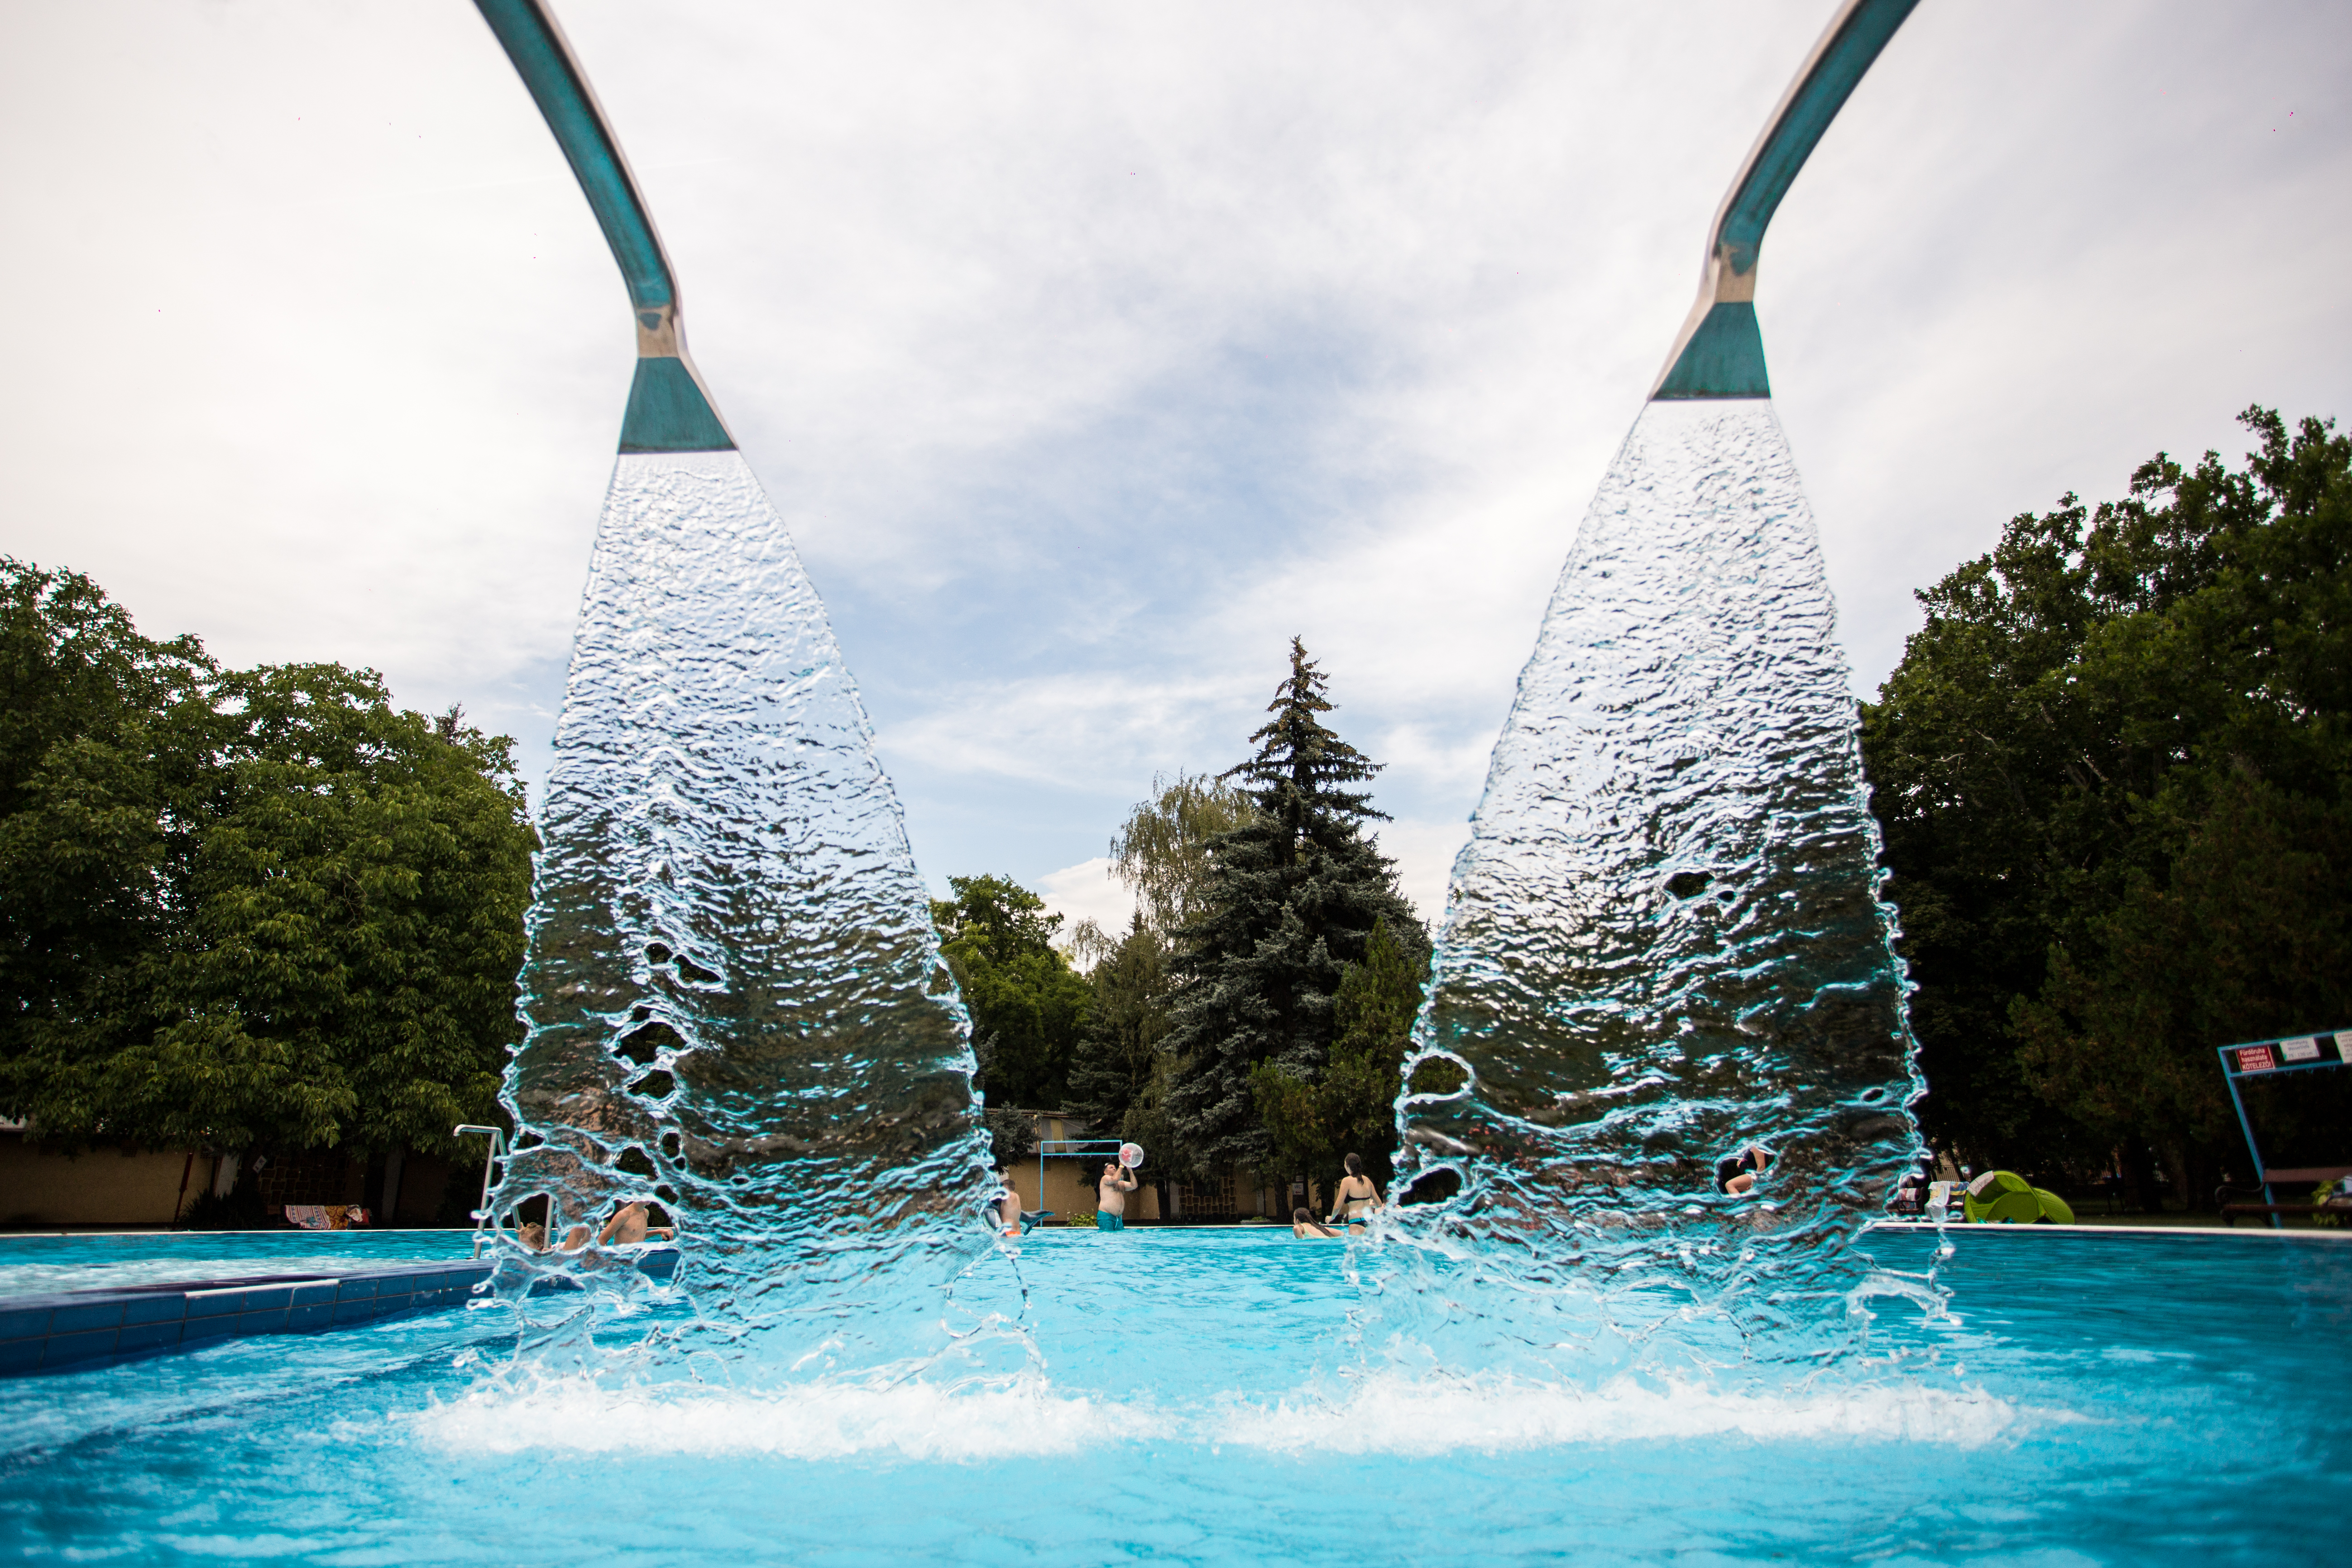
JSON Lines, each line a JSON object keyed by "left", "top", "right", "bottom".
{"left": 462, "top": 0, "right": 1006, "bottom": 1385}
{"left": 486, "top": 452, "right": 998, "bottom": 1373}
{"left": 1375, "top": 400, "right": 1925, "bottom": 1377}
{"left": 458, "top": 0, "right": 1932, "bottom": 1409}
{"left": 1370, "top": 0, "right": 1933, "bottom": 1381}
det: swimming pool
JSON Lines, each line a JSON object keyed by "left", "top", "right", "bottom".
{"left": 2, "top": 1224, "right": 2345, "bottom": 1565}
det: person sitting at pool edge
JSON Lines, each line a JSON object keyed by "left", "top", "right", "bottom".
{"left": 1293, "top": 1208, "right": 1340, "bottom": 1238}
{"left": 1328, "top": 1153, "right": 1382, "bottom": 1226}
{"left": 1716, "top": 1146, "right": 1772, "bottom": 1195}
{"left": 1098, "top": 1159, "right": 1139, "bottom": 1232}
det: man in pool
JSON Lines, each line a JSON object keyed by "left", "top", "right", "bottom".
{"left": 996, "top": 1166, "right": 1024, "bottom": 1238}
{"left": 1097, "top": 1159, "right": 1138, "bottom": 1231}
{"left": 594, "top": 1199, "right": 675, "bottom": 1246}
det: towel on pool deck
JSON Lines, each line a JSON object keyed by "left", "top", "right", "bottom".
{"left": 283, "top": 1204, "right": 371, "bottom": 1231}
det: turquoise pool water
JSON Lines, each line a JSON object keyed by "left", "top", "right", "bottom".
{"left": 2, "top": 1225, "right": 2347, "bottom": 1565}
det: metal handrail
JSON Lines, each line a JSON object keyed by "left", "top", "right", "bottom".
{"left": 451, "top": 1124, "right": 508, "bottom": 1255}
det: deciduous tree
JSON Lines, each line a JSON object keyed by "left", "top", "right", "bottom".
{"left": 931, "top": 873, "right": 1091, "bottom": 1110}
{"left": 1067, "top": 913, "right": 1171, "bottom": 1143}
{"left": 1107, "top": 772, "right": 1256, "bottom": 937}
{"left": 1250, "top": 912, "right": 1430, "bottom": 1198}
{"left": 0, "top": 560, "right": 539, "bottom": 1160}
{"left": 1863, "top": 409, "right": 2352, "bottom": 1205}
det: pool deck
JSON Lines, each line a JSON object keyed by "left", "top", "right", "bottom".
{"left": 0, "top": 1247, "right": 680, "bottom": 1379}
{"left": 1869, "top": 1218, "right": 2352, "bottom": 1239}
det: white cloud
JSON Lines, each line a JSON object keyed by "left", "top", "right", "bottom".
{"left": 1376, "top": 819, "right": 1476, "bottom": 929}
{"left": 4, "top": 0, "right": 2346, "bottom": 899}
{"left": 1036, "top": 858, "right": 1136, "bottom": 940}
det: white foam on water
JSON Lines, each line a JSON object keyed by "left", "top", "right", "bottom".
{"left": 415, "top": 1368, "right": 2029, "bottom": 1460}
{"left": 416, "top": 1373, "right": 1143, "bottom": 1461}
{"left": 1213, "top": 1371, "right": 2030, "bottom": 1454}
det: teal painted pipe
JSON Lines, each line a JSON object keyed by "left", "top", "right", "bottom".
{"left": 472, "top": 0, "right": 734, "bottom": 452}
{"left": 1651, "top": 0, "right": 1920, "bottom": 400}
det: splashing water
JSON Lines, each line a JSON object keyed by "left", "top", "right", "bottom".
{"left": 489, "top": 451, "right": 994, "bottom": 1373}
{"left": 1382, "top": 398, "right": 1924, "bottom": 1374}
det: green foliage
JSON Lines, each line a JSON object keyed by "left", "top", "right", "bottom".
{"left": 1164, "top": 639, "right": 1415, "bottom": 1171}
{"left": 0, "top": 560, "right": 225, "bottom": 1143}
{"left": 0, "top": 560, "right": 538, "bottom": 1158}
{"left": 1108, "top": 772, "right": 1258, "bottom": 935}
{"left": 1863, "top": 409, "right": 2352, "bottom": 1203}
{"left": 1067, "top": 914, "right": 1171, "bottom": 1140}
{"left": 1250, "top": 914, "right": 1431, "bottom": 1196}
{"left": 982, "top": 1106, "right": 1038, "bottom": 1162}
{"left": 931, "top": 873, "right": 1091, "bottom": 1108}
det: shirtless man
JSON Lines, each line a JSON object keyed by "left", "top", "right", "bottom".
{"left": 1327, "top": 1153, "right": 1382, "bottom": 1226}
{"left": 996, "top": 1167, "right": 1023, "bottom": 1238}
{"left": 1097, "top": 1159, "right": 1139, "bottom": 1232}
{"left": 593, "top": 1199, "right": 675, "bottom": 1247}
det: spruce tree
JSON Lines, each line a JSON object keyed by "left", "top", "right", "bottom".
{"left": 1163, "top": 639, "right": 1413, "bottom": 1171}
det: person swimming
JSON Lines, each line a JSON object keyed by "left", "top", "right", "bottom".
{"left": 1328, "top": 1153, "right": 1382, "bottom": 1225}
{"left": 1292, "top": 1207, "right": 1340, "bottom": 1238}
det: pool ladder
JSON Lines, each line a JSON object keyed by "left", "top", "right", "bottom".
{"left": 453, "top": 1124, "right": 509, "bottom": 1256}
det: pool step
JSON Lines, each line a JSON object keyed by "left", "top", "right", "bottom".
{"left": 0, "top": 1250, "right": 680, "bottom": 1379}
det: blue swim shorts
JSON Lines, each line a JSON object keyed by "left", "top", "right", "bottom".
{"left": 1098, "top": 1212, "right": 1124, "bottom": 1232}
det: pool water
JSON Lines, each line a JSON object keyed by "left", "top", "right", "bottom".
{"left": 2, "top": 1225, "right": 2346, "bottom": 1565}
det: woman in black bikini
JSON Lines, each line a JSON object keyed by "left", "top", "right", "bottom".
{"left": 1327, "top": 1153, "right": 1382, "bottom": 1226}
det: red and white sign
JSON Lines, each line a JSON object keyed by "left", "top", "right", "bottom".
{"left": 2236, "top": 1045, "right": 2278, "bottom": 1074}
{"left": 2281, "top": 1037, "right": 2322, "bottom": 1063}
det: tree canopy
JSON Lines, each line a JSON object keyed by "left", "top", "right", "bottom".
{"left": 1163, "top": 638, "right": 1415, "bottom": 1171}
{"left": 1108, "top": 772, "right": 1257, "bottom": 935}
{"left": 1066, "top": 913, "right": 1175, "bottom": 1160}
{"left": 1862, "top": 408, "right": 2352, "bottom": 1205}
{"left": 0, "top": 560, "right": 538, "bottom": 1157}
{"left": 930, "top": 873, "right": 1091, "bottom": 1111}
{"left": 1250, "top": 911, "right": 1430, "bottom": 1198}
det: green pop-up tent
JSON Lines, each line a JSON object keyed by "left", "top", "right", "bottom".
{"left": 1961, "top": 1170, "right": 2075, "bottom": 1225}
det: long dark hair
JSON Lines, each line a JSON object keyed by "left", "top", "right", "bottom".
{"left": 1343, "top": 1153, "right": 1364, "bottom": 1177}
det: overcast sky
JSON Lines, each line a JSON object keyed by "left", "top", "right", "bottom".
{"left": 4, "top": 0, "right": 2347, "bottom": 930}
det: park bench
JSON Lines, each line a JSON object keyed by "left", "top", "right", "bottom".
{"left": 2217, "top": 1165, "right": 2352, "bottom": 1227}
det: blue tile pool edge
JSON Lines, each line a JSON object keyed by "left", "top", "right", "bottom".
{"left": 0, "top": 1249, "right": 681, "bottom": 1379}
{"left": 0, "top": 1261, "right": 498, "bottom": 1377}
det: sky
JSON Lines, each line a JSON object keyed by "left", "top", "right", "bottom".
{"left": 3, "top": 0, "right": 2347, "bottom": 933}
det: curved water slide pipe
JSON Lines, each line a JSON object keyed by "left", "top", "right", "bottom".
{"left": 1650, "top": 0, "right": 1920, "bottom": 401}
{"left": 471, "top": 0, "right": 735, "bottom": 453}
